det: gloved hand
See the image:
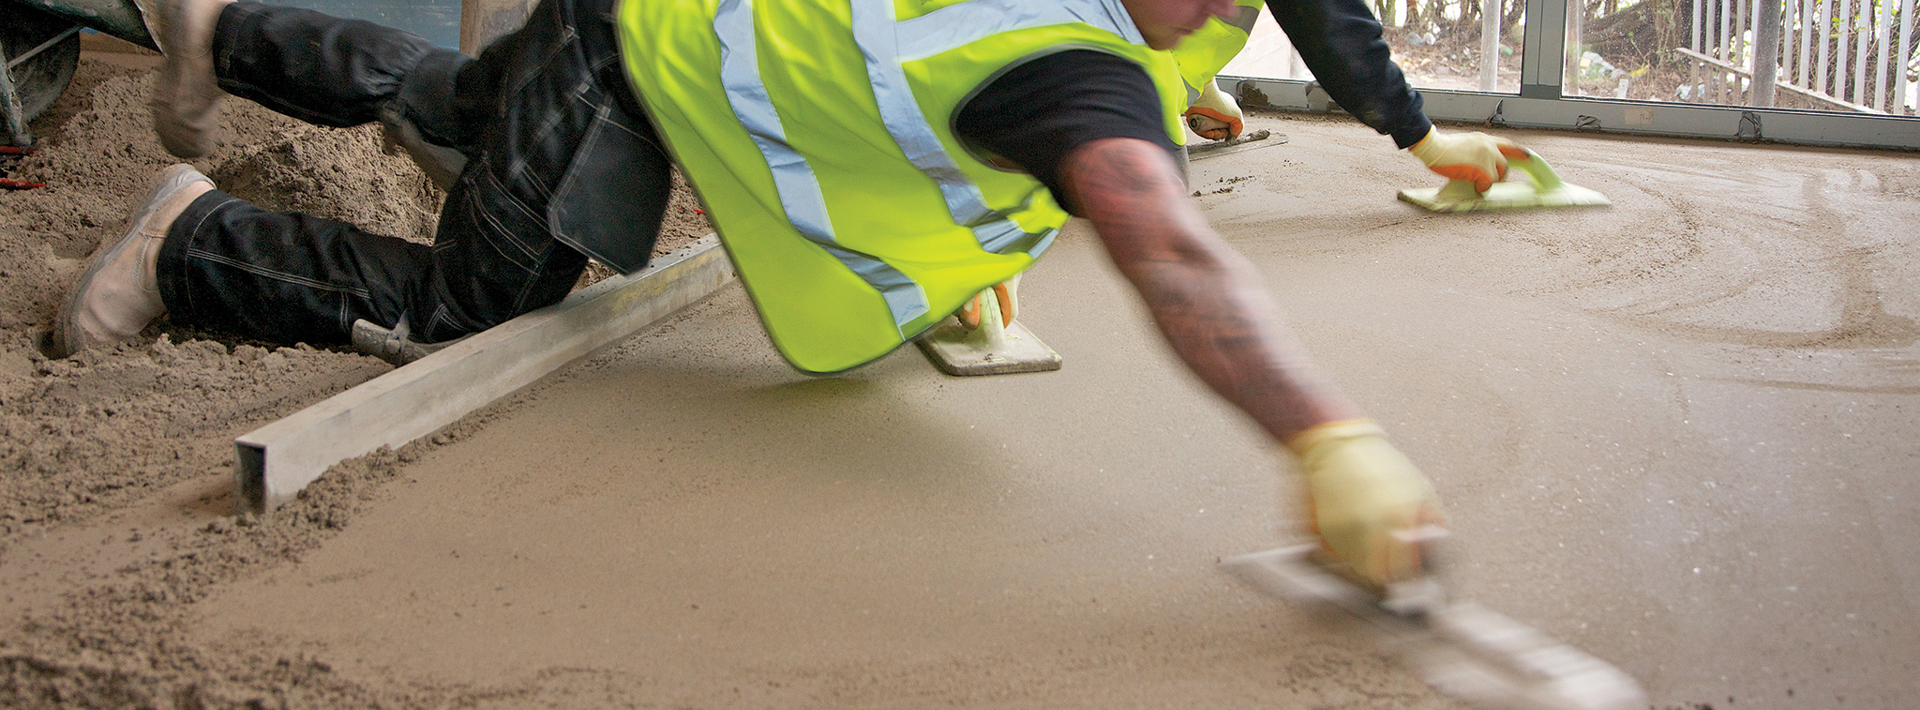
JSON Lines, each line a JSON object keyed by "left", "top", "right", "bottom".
{"left": 1184, "top": 81, "right": 1244, "bottom": 141}
{"left": 1286, "top": 419, "right": 1445, "bottom": 590}
{"left": 957, "top": 274, "right": 1020, "bottom": 330}
{"left": 1407, "top": 127, "right": 1529, "bottom": 193}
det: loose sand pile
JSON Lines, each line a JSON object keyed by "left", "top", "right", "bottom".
{"left": 0, "top": 55, "right": 707, "bottom": 706}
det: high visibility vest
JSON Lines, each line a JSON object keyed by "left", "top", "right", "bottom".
{"left": 1170, "top": 0, "right": 1263, "bottom": 104}
{"left": 615, "top": 0, "right": 1185, "bottom": 374}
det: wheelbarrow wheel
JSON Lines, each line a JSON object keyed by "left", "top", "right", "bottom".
{"left": 3, "top": 6, "right": 84, "bottom": 128}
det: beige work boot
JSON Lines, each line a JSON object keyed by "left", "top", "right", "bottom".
{"left": 135, "top": 0, "right": 236, "bottom": 158}
{"left": 52, "top": 164, "right": 215, "bottom": 357}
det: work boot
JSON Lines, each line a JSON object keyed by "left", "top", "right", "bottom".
{"left": 52, "top": 164, "right": 214, "bottom": 357}
{"left": 135, "top": 0, "right": 236, "bottom": 158}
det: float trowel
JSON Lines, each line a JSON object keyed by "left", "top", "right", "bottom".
{"left": 1220, "top": 536, "right": 1648, "bottom": 710}
{"left": 915, "top": 277, "right": 1061, "bottom": 376}
{"left": 1398, "top": 151, "right": 1610, "bottom": 213}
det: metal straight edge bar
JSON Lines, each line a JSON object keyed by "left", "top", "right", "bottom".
{"left": 1186, "top": 129, "right": 1286, "bottom": 161}
{"left": 1223, "top": 76, "right": 1920, "bottom": 150}
{"left": 233, "top": 234, "right": 736, "bottom": 515}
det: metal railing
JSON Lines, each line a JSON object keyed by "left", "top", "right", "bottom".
{"left": 1678, "top": 0, "right": 1917, "bottom": 114}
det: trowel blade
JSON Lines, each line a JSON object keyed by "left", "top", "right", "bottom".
{"left": 1186, "top": 129, "right": 1288, "bottom": 161}
{"left": 914, "top": 316, "right": 1062, "bottom": 376}
{"left": 1398, "top": 182, "right": 1612, "bottom": 213}
{"left": 1398, "top": 154, "right": 1611, "bottom": 213}
{"left": 1220, "top": 545, "right": 1649, "bottom": 710}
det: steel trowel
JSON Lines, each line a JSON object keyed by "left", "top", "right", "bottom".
{"left": 1220, "top": 538, "right": 1648, "bottom": 710}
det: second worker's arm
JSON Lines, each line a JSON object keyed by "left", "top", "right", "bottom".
{"left": 1269, "top": 0, "right": 1525, "bottom": 188}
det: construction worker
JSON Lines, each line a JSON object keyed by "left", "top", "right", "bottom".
{"left": 57, "top": 0, "right": 1526, "bottom": 591}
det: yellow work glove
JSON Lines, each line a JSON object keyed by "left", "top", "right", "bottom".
{"left": 1406, "top": 127, "right": 1529, "bottom": 193}
{"left": 1184, "top": 81, "right": 1244, "bottom": 141}
{"left": 1287, "top": 419, "right": 1445, "bottom": 590}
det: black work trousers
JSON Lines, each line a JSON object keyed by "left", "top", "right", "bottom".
{"left": 157, "top": 0, "right": 674, "bottom": 345}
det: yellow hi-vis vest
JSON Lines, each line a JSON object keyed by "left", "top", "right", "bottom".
{"left": 616, "top": 0, "right": 1185, "bottom": 374}
{"left": 1169, "top": 0, "right": 1262, "bottom": 105}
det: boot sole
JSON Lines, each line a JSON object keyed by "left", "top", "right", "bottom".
{"left": 52, "top": 164, "right": 210, "bottom": 358}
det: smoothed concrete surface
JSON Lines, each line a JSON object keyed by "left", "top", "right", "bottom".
{"left": 192, "top": 114, "right": 1920, "bottom": 709}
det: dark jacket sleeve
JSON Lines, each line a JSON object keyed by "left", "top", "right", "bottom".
{"left": 1267, "top": 0, "right": 1433, "bottom": 148}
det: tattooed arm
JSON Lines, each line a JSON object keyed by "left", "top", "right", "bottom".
{"left": 1060, "top": 137, "right": 1362, "bottom": 443}
{"left": 1059, "top": 137, "right": 1446, "bottom": 586}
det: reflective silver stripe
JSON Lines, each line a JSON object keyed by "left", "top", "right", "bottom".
{"left": 850, "top": 0, "right": 1056, "bottom": 255}
{"left": 713, "top": 0, "right": 928, "bottom": 331}
{"left": 895, "top": 0, "right": 1142, "bottom": 61}
{"left": 972, "top": 218, "right": 1057, "bottom": 255}
{"left": 716, "top": 0, "right": 1110, "bottom": 329}
{"left": 821, "top": 244, "right": 926, "bottom": 324}
{"left": 971, "top": 218, "right": 1055, "bottom": 255}
{"left": 1029, "top": 228, "right": 1059, "bottom": 258}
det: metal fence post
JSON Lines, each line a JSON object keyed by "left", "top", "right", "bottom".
{"left": 1521, "top": 0, "right": 1567, "bottom": 98}
{"left": 1481, "top": 0, "right": 1501, "bottom": 91}
{"left": 1753, "top": 0, "right": 1782, "bottom": 105}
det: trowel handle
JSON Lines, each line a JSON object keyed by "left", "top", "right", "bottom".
{"left": 1380, "top": 524, "right": 1453, "bottom": 616}
{"left": 1431, "top": 150, "right": 1565, "bottom": 201}
{"left": 1506, "top": 150, "right": 1566, "bottom": 192}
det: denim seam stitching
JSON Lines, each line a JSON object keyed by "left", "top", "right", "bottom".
{"left": 176, "top": 195, "right": 249, "bottom": 322}
{"left": 427, "top": 303, "right": 451, "bottom": 339}
{"left": 184, "top": 248, "right": 373, "bottom": 298}
{"left": 461, "top": 172, "right": 543, "bottom": 270}
{"left": 476, "top": 166, "right": 548, "bottom": 240}
{"left": 545, "top": 103, "right": 609, "bottom": 249}
{"left": 512, "top": 105, "right": 573, "bottom": 198}
{"left": 509, "top": 243, "right": 556, "bottom": 315}
{"left": 505, "top": 24, "right": 578, "bottom": 100}
{"left": 502, "top": 24, "right": 580, "bottom": 182}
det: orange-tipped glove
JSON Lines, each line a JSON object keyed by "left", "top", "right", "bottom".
{"left": 1184, "top": 81, "right": 1244, "bottom": 141}
{"left": 1407, "top": 127, "right": 1529, "bottom": 193}
{"left": 1287, "top": 419, "right": 1446, "bottom": 590}
{"left": 957, "top": 274, "right": 1020, "bottom": 330}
